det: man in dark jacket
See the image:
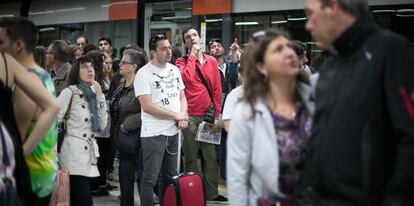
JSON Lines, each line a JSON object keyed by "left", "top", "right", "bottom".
{"left": 296, "top": 0, "right": 414, "bottom": 205}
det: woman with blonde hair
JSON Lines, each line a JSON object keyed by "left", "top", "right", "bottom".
{"left": 227, "top": 29, "right": 314, "bottom": 206}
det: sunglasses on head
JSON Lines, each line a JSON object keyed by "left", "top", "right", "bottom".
{"left": 208, "top": 38, "right": 222, "bottom": 46}
{"left": 251, "top": 30, "right": 265, "bottom": 43}
{"left": 151, "top": 34, "right": 167, "bottom": 45}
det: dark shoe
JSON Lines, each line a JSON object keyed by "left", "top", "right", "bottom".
{"left": 91, "top": 188, "right": 109, "bottom": 196}
{"left": 100, "top": 183, "right": 118, "bottom": 191}
{"left": 210, "top": 195, "right": 228, "bottom": 202}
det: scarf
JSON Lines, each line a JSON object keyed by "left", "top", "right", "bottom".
{"left": 76, "top": 83, "right": 102, "bottom": 133}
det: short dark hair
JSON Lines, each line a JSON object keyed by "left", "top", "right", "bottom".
{"left": 68, "top": 55, "right": 94, "bottom": 85}
{"left": 320, "top": 0, "right": 368, "bottom": 17}
{"left": 208, "top": 38, "right": 223, "bottom": 50}
{"left": 49, "top": 40, "right": 70, "bottom": 62}
{"left": 290, "top": 40, "right": 307, "bottom": 56}
{"left": 0, "top": 17, "right": 38, "bottom": 53}
{"left": 77, "top": 35, "right": 88, "bottom": 43}
{"left": 98, "top": 37, "right": 112, "bottom": 46}
{"left": 149, "top": 33, "right": 168, "bottom": 51}
{"left": 181, "top": 26, "right": 198, "bottom": 43}
{"left": 86, "top": 50, "right": 104, "bottom": 85}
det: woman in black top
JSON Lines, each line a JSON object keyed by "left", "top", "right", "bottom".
{"left": 111, "top": 49, "right": 146, "bottom": 206}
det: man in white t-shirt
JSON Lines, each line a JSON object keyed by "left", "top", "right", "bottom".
{"left": 134, "top": 34, "right": 188, "bottom": 206}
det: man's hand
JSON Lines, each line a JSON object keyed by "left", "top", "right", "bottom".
{"left": 212, "top": 119, "right": 222, "bottom": 133}
{"left": 120, "top": 124, "right": 127, "bottom": 133}
{"left": 177, "top": 120, "right": 188, "bottom": 129}
{"left": 174, "top": 112, "right": 188, "bottom": 121}
{"left": 191, "top": 44, "right": 201, "bottom": 56}
{"left": 230, "top": 38, "right": 240, "bottom": 63}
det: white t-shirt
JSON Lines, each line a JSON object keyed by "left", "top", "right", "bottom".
{"left": 134, "top": 62, "right": 185, "bottom": 137}
{"left": 222, "top": 86, "right": 244, "bottom": 120}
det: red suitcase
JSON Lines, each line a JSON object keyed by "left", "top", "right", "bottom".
{"left": 162, "top": 172, "right": 205, "bottom": 206}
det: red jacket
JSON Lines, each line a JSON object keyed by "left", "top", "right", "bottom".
{"left": 176, "top": 53, "right": 222, "bottom": 118}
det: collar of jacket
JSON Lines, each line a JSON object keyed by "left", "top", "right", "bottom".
{"left": 54, "top": 62, "right": 71, "bottom": 80}
{"left": 332, "top": 14, "right": 379, "bottom": 57}
{"left": 253, "top": 82, "right": 315, "bottom": 116}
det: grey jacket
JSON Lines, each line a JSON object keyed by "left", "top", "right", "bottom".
{"left": 227, "top": 83, "right": 314, "bottom": 206}
{"left": 53, "top": 62, "right": 71, "bottom": 97}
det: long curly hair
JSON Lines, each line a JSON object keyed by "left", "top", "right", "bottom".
{"left": 242, "top": 29, "right": 291, "bottom": 116}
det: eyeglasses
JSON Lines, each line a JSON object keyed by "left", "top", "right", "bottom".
{"left": 150, "top": 33, "right": 168, "bottom": 48}
{"left": 120, "top": 61, "right": 134, "bottom": 66}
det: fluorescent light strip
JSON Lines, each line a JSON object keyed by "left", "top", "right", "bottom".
{"left": 205, "top": 18, "right": 223, "bottom": 23}
{"left": 39, "top": 27, "right": 56, "bottom": 32}
{"left": 235, "top": 22, "right": 259, "bottom": 26}
{"left": 397, "top": 9, "right": 414, "bottom": 13}
{"left": 161, "top": 15, "right": 191, "bottom": 20}
{"left": 372, "top": 9, "right": 395, "bottom": 13}
{"left": 287, "top": 17, "right": 307, "bottom": 21}
{"left": 0, "top": 14, "right": 15, "bottom": 18}
{"left": 271, "top": 20, "right": 287, "bottom": 24}
{"left": 396, "top": 14, "right": 414, "bottom": 17}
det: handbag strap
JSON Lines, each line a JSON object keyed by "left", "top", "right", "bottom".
{"left": 1, "top": 52, "right": 9, "bottom": 87}
{"left": 195, "top": 65, "right": 214, "bottom": 103}
{"left": 0, "top": 122, "right": 11, "bottom": 167}
{"left": 62, "top": 88, "right": 74, "bottom": 124}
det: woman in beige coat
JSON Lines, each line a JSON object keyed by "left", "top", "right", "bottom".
{"left": 57, "top": 55, "right": 108, "bottom": 206}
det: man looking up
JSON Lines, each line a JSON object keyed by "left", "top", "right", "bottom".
{"left": 296, "top": 0, "right": 414, "bottom": 205}
{"left": 98, "top": 37, "right": 115, "bottom": 59}
{"left": 76, "top": 35, "right": 88, "bottom": 49}
{"left": 176, "top": 26, "right": 226, "bottom": 202}
{"left": 135, "top": 33, "right": 188, "bottom": 206}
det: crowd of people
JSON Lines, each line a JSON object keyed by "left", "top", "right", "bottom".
{"left": 1, "top": 0, "right": 414, "bottom": 206}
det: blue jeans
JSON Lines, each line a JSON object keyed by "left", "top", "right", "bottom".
{"left": 140, "top": 134, "right": 178, "bottom": 206}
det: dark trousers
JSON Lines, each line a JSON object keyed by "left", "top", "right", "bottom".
{"left": 216, "top": 129, "right": 227, "bottom": 181}
{"left": 70, "top": 175, "right": 93, "bottom": 206}
{"left": 90, "top": 137, "right": 112, "bottom": 190}
{"left": 119, "top": 131, "right": 142, "bottom": 206}
{"left": 32, "top": 194, "right": 51, "bottom": 206}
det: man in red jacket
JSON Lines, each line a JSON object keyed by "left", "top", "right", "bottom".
{"left": 175, "top": 26, "right": 226, "bottom": 202}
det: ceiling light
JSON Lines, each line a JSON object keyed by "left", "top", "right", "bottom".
{"left": 0, "top": 14, "right": 15, "bottom": 18}
{"left": 287, "top": 17, "right": 307, "bottom": 21}
{"left": 372, "top": 9, "right": 395, "bottom": 13}
{"left": 235, "top": 22, "right": 259, "bottom": 26}
{"left": 205, "top": 18, "right": 223, "bottom": 23}
{"left": 161, "top": 15, "right": 191, "bottom": 20}
{"left": 271, "top": 20, "right": 288, "bottom": 24}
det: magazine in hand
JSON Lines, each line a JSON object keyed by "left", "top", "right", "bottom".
{"left": 195, "top": 121, "right": 221, "bottom": 145}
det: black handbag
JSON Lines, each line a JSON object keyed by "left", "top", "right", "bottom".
{"left": 116, "top": 129, "right": 140, "bottom": 154}
{"left": 195, "top": 66, "right": 215, "bottom": 123}
{"left": 57, "top": 89, "right": 73, "bottom": 153}
{"left": 0, "top": 121, "right": 22, "bottom": 206}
